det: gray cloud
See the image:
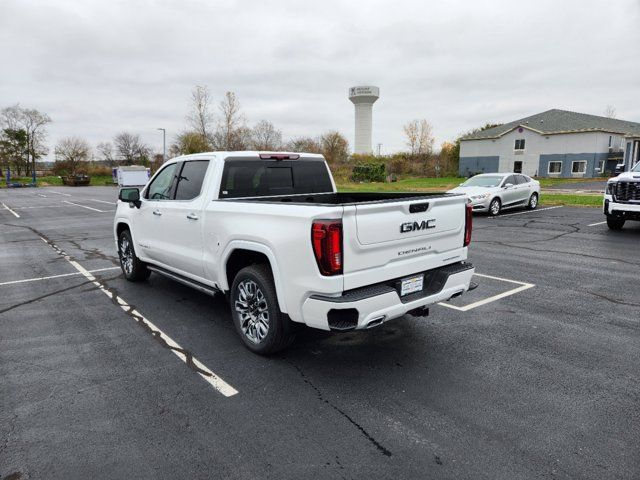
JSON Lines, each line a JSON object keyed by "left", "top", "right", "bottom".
{"left": 1, "top": 0, "right": 639, "bottom": 158}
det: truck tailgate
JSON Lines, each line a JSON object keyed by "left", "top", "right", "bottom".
{"left": 342, "top": 195, "right": 468, "bottom": 290}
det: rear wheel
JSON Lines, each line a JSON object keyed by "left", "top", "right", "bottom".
{"left": 527, "top": 193, "right": 538, "bottom": 210}
{"left": 230, "top": 264, "right": 295, "bottom": 355}
{"left": 489, "top": 198, "right": 501, "bottom": 216}
{"left": 118, "top": 230, "right": 150, "bottom": 281}
{"left": 606, "top": 216, "right": 625, "bottom": 230}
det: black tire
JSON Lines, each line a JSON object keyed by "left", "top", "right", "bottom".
{"left": 526, "top": 193, "right": 539, "bottom": 210}
{"left": 488, "top": 197, "right": 501, "bottom": 216}
{"left": 118, "top": 229, "right": 150, "bottom": 281}
{"left": 230, "top": 264, "right": 295, "bottom": 355}
{"left": 606, "top": 216, "right": 625, "bottom": 230}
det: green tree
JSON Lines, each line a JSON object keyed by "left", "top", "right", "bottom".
{"left": 0, "top": 128, "right": 28, "bottom": 176}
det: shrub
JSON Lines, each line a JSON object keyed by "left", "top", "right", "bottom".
{"left": 351, "top": 162, "right": 386, "bottom": 183}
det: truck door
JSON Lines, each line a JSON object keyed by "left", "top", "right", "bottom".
{"left": 134, "top": 162, "right": 179, "bottom": 266}
{"left": 157, "top": 159, "right": 210, "bottom": 279}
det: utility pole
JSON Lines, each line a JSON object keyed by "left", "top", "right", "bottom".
{"left": 157, "top": 128, "right": 166, "bottom": 163}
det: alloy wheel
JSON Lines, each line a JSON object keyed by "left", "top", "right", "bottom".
{"left": 119, "top": 237, "right": 134, "bottom": 275}
{"left": 234, "top": 280, "right": 270, "bottom": 344}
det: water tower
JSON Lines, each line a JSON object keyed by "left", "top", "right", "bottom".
{"left": 349, "top": 86, "right": 379, "bottom": 154}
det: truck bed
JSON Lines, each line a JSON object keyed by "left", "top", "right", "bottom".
{"left": 222, "top": 191, "right": 461, "bottom": 206}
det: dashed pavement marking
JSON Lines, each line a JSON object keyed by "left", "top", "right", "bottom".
{"left": 36, "top": 235, "right": 239, "bottom": 397}
{"left": 588, "top": 221, "right": 607, "bottom": 227}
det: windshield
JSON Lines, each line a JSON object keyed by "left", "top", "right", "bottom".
{"left": 632, "top": 163, "right": 640, "bottom": 172}
{"left": 461, "top": 176, "right": 504, "bottom": 187}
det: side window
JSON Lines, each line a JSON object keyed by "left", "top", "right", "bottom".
{"left": 503, "top": 175, "right": 516, "bottom": 186}
{"left": 146, "top": 163, "right": 177, "bottom": 200}
{"left": 515, "top": 175, "right": 528, "bottom": 185}
{"left": 175, "top": 160, "right": 210, "bottom": 200}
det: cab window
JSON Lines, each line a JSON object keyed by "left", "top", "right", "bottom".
{"left": 174, "top": 160, "right": 210, "bottom": 200}
{"left": 146, "top": 163, "right": 177, "bottom": 200}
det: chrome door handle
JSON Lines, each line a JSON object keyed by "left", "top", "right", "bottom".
{"left": 153, "top": 209, "right": 162, "bottom": 216}
{"left": 186, "top": 213, "right": 199, "bottom": 220}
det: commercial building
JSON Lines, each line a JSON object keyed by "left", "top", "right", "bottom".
{"left": 459, "top": 109, "right": 640, "bottom": 178}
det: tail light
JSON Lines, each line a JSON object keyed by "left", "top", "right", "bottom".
{"left": 312, "top": 220, "right": 343, "bottom": 276}
{"left": 464, "top": 202, "right": 473, "bottom": 247}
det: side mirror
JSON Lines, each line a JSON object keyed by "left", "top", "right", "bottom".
{"left": 119, "top": 187, "right": 141, "bottom": 208}
{"left": 503, "top": 183, "right": 513, "bottom": 189}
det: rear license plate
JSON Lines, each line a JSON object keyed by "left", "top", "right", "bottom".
{"left": 400, "top": 275, "right": 424, "bottom": 296}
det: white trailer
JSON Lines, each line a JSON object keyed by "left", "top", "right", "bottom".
{"left": 116, "top": 166, "right": 150, "bottom": 187}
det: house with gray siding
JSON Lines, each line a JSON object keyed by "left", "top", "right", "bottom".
{"left": 459, "top": 109, "right": 640, "bottom": 178}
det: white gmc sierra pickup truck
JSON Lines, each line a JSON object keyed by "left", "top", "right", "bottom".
{"left": 114, "top": 152, "right": 475, "bottom": 354}
{"left": 604, "top": 163, "right": 640, "bottom": 230}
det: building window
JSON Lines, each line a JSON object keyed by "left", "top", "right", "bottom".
{"left": 571, "top": 161, "right": 587, "bottom": 174}
{"left": 548, "top": 161, "right": 562, "bottom": 174}
{"left": 608, "top": 136, "right": 612, "bottom": 148}
{"left": 514, "top": 139, "right": 525, "bottom": 150}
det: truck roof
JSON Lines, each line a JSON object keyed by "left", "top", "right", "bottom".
{"left": 171, "top": 151, "right": 325, "bottom": 162}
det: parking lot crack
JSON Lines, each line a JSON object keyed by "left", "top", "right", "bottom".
{"left": 287, "top": 361, "right": 392, "bottom": 457}
{"left": 0, "top": 280, "right": 96, "bottom": 315}
{"left": 585, "top": 291, "right": 640, "bottom": 308}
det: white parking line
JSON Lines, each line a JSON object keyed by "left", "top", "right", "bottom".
{"left": 37, "top": 236, "right": 238, "bottom": 397}
{"left": 0, "top": 267, "right": 120, "bottom": 286}
{"left": 2, "top": 202, "right": 20, "bottom": 218}
{"left": 62, "top": 200, "right": 109, "bottom": 213}
{"left": 489, "top": 206, "right": 563, "bottom": 218}
{"left": 588, "top": 221, "right": 607, "bottom": 227}
{"left": 36, "top": 193, "right": 47, "bottom": 197}
{"left": 89, "top": 198, "right": 116, "bottom": 205}
{"left": 438, "top": 272, "right": 535, "bottom": 312}
{"left": 49, "top": 191, "right": 72, "bottom": 197}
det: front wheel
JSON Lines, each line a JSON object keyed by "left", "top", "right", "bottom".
{"left": 606, "top": 216, "right": 625, "bottom": 230}
{"left": 118, "top": 230, "right": 150, "bottom": 281}
{"left": 527, "top": 193, "right": 539, "bottom": 210}
{"left": 489, "top": 198, "right": 501, "bottom": 216}
{"left": 230, "top": 264, "right": 295, "bottom": 355}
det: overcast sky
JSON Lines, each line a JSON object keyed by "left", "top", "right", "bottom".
{"left": 1, "top": 0, "right": 639, "bottom": 159}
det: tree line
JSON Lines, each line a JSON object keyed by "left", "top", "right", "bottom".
{"left": 1, "top": 93, "right": 501, "bottom": 180}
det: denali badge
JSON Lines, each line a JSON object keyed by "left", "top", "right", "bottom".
{"left": 400, "top": 219, "right": 436, "bottom": 233}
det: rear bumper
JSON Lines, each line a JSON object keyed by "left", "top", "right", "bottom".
{"left": 301, "top": 262, "right": 475, "bottom": 331}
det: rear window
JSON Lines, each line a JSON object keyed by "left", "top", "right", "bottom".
{"left": 175, "top": 160, "right": 209, "bottom": 200}
{"left": 219, "top": 158, "right": 333, "bottom": 198}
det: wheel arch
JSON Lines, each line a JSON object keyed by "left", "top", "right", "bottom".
{"left": 221, "top": 242, "right": 287, "bottom": 313}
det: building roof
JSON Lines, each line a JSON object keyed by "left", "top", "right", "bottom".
{"left": 461, "top": 109, "right": 640, "bottom": 141}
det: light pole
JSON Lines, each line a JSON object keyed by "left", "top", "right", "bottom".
{"left": 377, "top": 143, "right": 382, "bottom": 156}
{"left": 157, "top": 128, "right": 166, "bottom": 163}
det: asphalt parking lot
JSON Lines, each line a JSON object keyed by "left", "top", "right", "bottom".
{"left": 1, "top": 186, "right": 639, "bottom": 480}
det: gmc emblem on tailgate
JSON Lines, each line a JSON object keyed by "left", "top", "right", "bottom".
{"left": 400, "top": 219, "right": 436, "bottom": 233}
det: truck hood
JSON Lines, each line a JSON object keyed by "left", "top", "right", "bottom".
{"left": 611, "top": 172, "right": 640, "bottom": 181}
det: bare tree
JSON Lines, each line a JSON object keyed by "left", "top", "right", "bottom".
{"left": 55, "top": 137, "right": 91, "bottom": 174}
{"left": 114, "top": 132, "right": 150, "bottom": 164}
{"left": 605, "top": 105, "right": 617, "bottom": 119}
{"left": 0, "top": 104, "right": 51, "bottom": 176}
{"left": 320, "top": 130, "right": 349, "bottom": 164}
{"left": 213, "top": 91, "right": 246, "bottom": 150}
{"left": 403, "top": 119, "right": 434, "bottom": 156}
{"left": 96, "top": 142, "right": 116, "bottom": 166}
{"left": 250, "top": 120, "right": 283, "bottom": 150}
{"left": 186, "top": 85, "right": 214, "bottom": 146}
